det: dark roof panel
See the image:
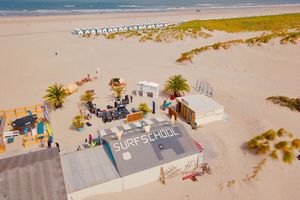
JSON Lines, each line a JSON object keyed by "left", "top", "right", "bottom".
{"left": 103, "top": 123, "right": 200, "bottom": 177}
{"left": 0, "top": 148, "right": 67, "bottom": 200}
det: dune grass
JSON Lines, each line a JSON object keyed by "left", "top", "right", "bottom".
{"left": 177, "top": 13, "right": 300, "bottom": 33}
{"left": 246, "top": 129, "right": 299, "bottom": 164}
{"left": 291, "top": 139, "right": 300, "bottom": 149}
{"left": 266, "top": 96, "right": 300, "bottom": 112}
{"left": 101, "top": 26, "right": 211, "bottom": 43}
{"left": 176, "top": 31, "right": 300, "bottom": 63}
{"left": 83, "top": 13, "right": 300, "bottom": 46}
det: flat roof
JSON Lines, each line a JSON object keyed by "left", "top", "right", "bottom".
{"left": 177, "top": 94, "right": 224, "bottom": 114}
{"left": 0, "top": 148, "right": 67, "bottom": 200}
{"left": 60, "top": 146, "right": 120, "bottom": 193}
{"left": 103, "top": 123, "right": 200, "bottom": 177}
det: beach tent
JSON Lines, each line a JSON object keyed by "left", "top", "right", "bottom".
{"left": 96, "top": 28, "right": 102, "bottom": 34}
{"left": 108, "top": 28, "right": 113, "bottom": 33}
{"left": 148, "top": 24, "right": 155, "bottom": 29}
{"left": 77, "top": 29, "right": 84, "bottom": 35}
{"left": 113, "top": 27, "right": 118, "bottom": 32}
{"left": 123, "top": 26, "right": 128, "bottom": 32}
{"left": 102, "top": 28, "right": 108, "bottom": 34}
{"left": 176, "top": 94, "right": 224, "bottom": 127}
{"left": 128, "top": 26, "right": 134, "bottom": 31}
{"left": 136, "top": 81, "right": 159, "bottom": 98}
{"left": 91, "top": 29, "right": 96, "bottom": 35}
{"left": 133, "top": 25, "right": 138, "bottom": 30}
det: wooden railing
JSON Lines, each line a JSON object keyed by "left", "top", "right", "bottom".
{"left": 0, "top": 104, "right": 43, "bottom": 120}
{"left": 126, "top": 111, "right": 143, "bottom": 124}
{"left": 0, "top": 103, "right": 44, "bottom": 153}
{"left": 168, "top": 107, "right": 178, "bottom": 121}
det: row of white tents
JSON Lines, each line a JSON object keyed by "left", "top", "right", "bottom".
{"left": 74, "top": 22, "right": 170, "bottom": 35}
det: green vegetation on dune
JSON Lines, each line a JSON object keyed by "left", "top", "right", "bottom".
{"left": 266, "top": 96, "right": 300, "bottom": 112}
{"left": 176, "top": 31, "right": 300, "bottom": 63}
{"left": 177, "top": 13, "right": 300, "bottom": 32}
{"left": 83, "top": 13, "right": 300, "bottom": 45}
{"left": 103, "top": 27, "right": 211, "bottom": 43}
{"left": 246, "top": 129, "right": 299, "bottom": 164}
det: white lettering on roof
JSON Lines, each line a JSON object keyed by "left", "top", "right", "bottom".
{"left": 113, "top": 127, "right": 180, "bottom": 152}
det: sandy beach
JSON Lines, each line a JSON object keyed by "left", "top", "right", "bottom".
{"left": 1, "top": 5, "right": 300, "bottom": 200}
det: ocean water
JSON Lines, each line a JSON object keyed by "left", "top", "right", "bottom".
{"left": 0, "top": 0, "right": 300, "bottom": 16}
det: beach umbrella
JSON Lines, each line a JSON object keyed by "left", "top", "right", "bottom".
{"left": 12, "top": 115, "right": 37, "bottom": 129}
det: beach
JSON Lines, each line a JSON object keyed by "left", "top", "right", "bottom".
{"left": 0, "top": 4, "right": 300, "bottom": 200}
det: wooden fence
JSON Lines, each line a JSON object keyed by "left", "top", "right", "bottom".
{"left": 126, "top": 111, "right": 143, "bottom": 124}
{"left": 0, "top": 104, "right": 43, "bottom": 120}
{"left": 0, "top": 103, "right": 44, "bottom": 153}
{"left": 168, "top": 107, "right": 178, "bottom": 121}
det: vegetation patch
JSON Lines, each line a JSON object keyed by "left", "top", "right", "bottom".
{"left": 101, "top": 27, "right": 211, "bottom": 43}
{"left": 291, "top": 139, "right": 300, "bottom": 149}
{"left": 275, "top": 141, "right": 288, "bottom": 149}
{"left": 246, "top": 128, "right": 299, "bottom": 164}
{"left": 266, "top": 96, "right": 300, "bottom": 112}
{"left": 176, "top": 31, "right": 300, "bottom": 63}
{"left": 282, "top": 147, "right": 294, "bottom": 164}
{"left": 270, "top": 150, "right": 278, "bottom": 160}
{"left": 177, "top": 13, "right": 300, "bottom": 33}
{"left": 262, "top": 129, "right": 277, "bottom": 141}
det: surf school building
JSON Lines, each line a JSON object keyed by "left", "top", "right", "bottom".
{"left": 61, "top": 119, "right": 204, "bottom": 200}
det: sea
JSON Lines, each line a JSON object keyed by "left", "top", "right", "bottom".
{"left": 0, "top": 0, "right": 300, "bottom": 16}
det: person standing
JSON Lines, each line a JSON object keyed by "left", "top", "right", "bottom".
{"left": 96, "top": 67, "right": 100, "bottom": 79}
{"left": 88, "top": 134, "right": 93, "bottom": 144}
{"left": 130, "top": 95, "right": 133, "bottom": 103}
{"left": 84, "top": 139, "right": 89, "bottom": 148}
{"left": 55, "top": 142, "right": 60, "bottom": 152}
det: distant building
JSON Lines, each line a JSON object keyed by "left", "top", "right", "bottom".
{"left": 73, "top": 22, "right": 171, "bottom": 36}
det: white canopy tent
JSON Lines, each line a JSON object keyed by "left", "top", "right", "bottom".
{"left": 136, "top": 81, "right": 159, "bottom": 98}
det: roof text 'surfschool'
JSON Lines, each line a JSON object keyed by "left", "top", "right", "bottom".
{"left": 112, "top": 128, "right": 180, "bottom": 152}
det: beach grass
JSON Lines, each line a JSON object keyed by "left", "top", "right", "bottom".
{"left": 176, "top": 31, "right": 300, "bottom": 63}
{"left": 266, "top": 96, "right": 300, "bottom": 112}
{"left": 246, "top": 129, "right": 298, "bottom": 164}
{"left": 103, "top": 27, "right": 211, "bottom": 43}
{"left": 176, "top": 13, "right": 300, "bottom": 32}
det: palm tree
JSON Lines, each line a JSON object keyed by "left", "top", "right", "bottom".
{"left": 164, "top": 74, "right": 190, "bottom": 97}
{"left": 80, "top": 91, "right": 96, "bottom": 103}
{"left": 43, "top": 83, "right": 67, "bottom": 109}
{"left": 112, "top": 86, "right": 126, "bottom": 98}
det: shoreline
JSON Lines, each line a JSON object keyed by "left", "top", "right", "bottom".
{"left": 0, "top": 4, "right": 299, "bottom": 26}
{"left": 1, "top": 4, "right": 300, "bottom": 18}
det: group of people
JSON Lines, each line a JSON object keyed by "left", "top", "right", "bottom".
{"left": 77, "top": 134, "right": 95, "bottom": 151}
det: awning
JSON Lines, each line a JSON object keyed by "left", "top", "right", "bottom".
{"left": 12, "top": 115, "right": 38, "bottom": 128}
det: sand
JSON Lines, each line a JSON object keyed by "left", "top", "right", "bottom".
{"left": 0, "top": 5, "right": 300, "bottom": 200}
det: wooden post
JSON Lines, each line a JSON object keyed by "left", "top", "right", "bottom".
{"left": 160, "top": 167, "right": 166, "bottom": 185}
